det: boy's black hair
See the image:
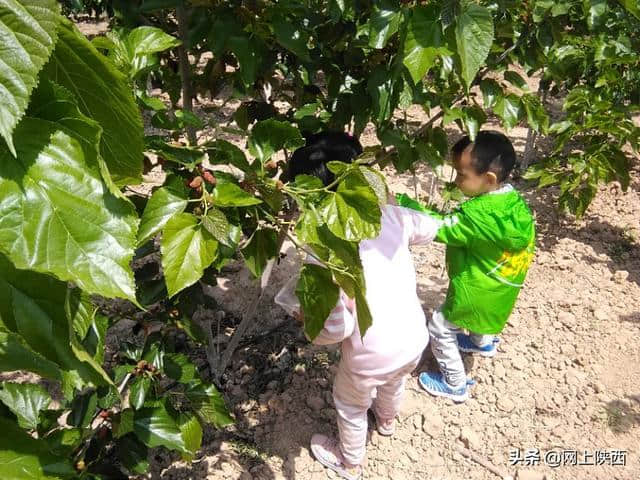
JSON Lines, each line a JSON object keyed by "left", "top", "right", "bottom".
{"left": 285, "top": 131, "right": 363, "bottom": 187}
{"left": 452, "top": 131, "right": 517, "bottom": 182}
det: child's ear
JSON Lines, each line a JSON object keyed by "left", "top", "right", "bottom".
{"left": 485, "top": 171, "right": 498, "bottom": 185}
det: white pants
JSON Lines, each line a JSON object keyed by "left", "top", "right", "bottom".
{"left": 332, "top": 356, "right": 421, "bottom": 465}
{"left": 428, "top": 310, "right": 494, "bottom": 388}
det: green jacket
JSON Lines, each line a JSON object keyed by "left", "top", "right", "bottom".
{"left": 397, "top": 185, "right": 535, "bottom": 334}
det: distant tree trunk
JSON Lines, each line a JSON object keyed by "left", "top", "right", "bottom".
{"left": 176, "top": 5, "right": 197, "bottom": 145}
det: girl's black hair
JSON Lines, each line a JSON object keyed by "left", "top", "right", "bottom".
{"left": 285, "top": 131, "right": 363, "bottom": 187}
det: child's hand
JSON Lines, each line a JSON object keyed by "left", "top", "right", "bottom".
{"left": 293, "top": 310, "right": 304, "bottom": 324}
{"left": 387, "top": 191, "right": 397, "bottom": 205}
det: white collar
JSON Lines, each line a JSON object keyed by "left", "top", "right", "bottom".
{"left": 488, "top": 183, "right": 514, "bottom": 195}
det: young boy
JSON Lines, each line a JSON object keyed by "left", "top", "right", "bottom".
{"left": 397, "top": 131, "right": 535, "bottom": 402}
{"left": 281, "top": 135, "right": 440, "bottom": 479}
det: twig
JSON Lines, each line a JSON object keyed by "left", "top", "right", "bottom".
{"left": 455, "top": 445, "right": 514, "bottom": 480}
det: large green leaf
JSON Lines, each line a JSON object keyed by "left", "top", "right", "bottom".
{"left": 117, "top": 434, "right": 149, "bottom": 475}
{"left": 618, "top": 0, "right": 640, "bottom": 19}
{"left": 0, "top": 332, "right": 61, "bottom": 380}
{"left": 493, "top": 93, "right": 522, "bottom": 130}
{"left": 584, "top": 0, "right": 608, "bottom": 29}
{"left": 0, "top": 382, "right": 51, "bottom": 430}
{"left": 201, "top": 207, "right": 240, "bottom": 248}
{"left": 369, "top": 0, "right": 402, "bottom": 49}
{"left": 0, "top": 416, "right": 75, "bottom": 479}
{"left": 248, "top": 119, "right": 304, "bottom": 164}
{"left": 228, "top": 35, "right": 263, "bottom": 87}
{"left": 296, "top": 264, "right": 340, "bottom": 340}
{"left": 273, "top": 18, "right": 311, "bottom": 62}
{"left": 161, "top": 213, "right": 219, "bottom": 297}
{"left": 138, "top": 180, "right": 189, "bottom": 246}
{"left": 134, "top": 405, "right": 187, "bottom": 452}
{"left": 455, "top": 4, "right": 494, "bottom": 89}
{"left": 178, "top": 413, "right": 202, "bottom": 461}
{"left": 0, "top": 0, "right": 60, "bottom": 156}
{"left": 212, "top": 180, "right": 263, "bottom": 207}
{"left": 319, "top": 171, "right": 381, "bottom": 242}
{"left": 43, "top": 19, "right": 144, "bottom": 186}
{"left": 206, "top": 139, "right": 252, "bottom": 172}
{"left": 0, "top": 116, "right": 138, "bottom": 302}
{"left": 367, "top": 66, "right": 396, "bottom": 124}
{"left": 241, "top": 229, "right": 278, "bottom": 278}
{"left": 185, "top": 383, "right": 233, "bottom": 428}
{"left": 95, "top": 26, "right": 181, "bottom": 81}
{"left": 130, "top": 376, "right": 151, "bottom": 410}
{"left": 0, "top": 254, "right": 113, "bottom": 389}
{"left": 403, "top": 5, "right": 449, "bottom": 83}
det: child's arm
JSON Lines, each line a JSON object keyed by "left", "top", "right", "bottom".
{"left": 396, "top": 193, "right": 479, "bottom": 247}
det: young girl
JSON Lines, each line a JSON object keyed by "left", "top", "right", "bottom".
{"left": 280, "top": 134, "right": 439, "bottom": 479}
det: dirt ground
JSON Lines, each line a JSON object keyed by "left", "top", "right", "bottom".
{"left": 71, "top": 19, "right": 640, "bottom": 480}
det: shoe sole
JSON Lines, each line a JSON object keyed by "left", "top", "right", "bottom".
{"left": 458, "top": 346, "right": 497, "bottom": 358}
{"left": 310, "top": 444, "right": 361, "bottom": 480}
{"left": 418, "top": 377, "right": 469, "bottom": 403}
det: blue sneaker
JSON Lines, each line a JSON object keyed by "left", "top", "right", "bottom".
{"left": 418, "top": 372, "right": 469, "bottom": 403}
{"left": 456, "top": 334, "right": 499, "bottom": 357}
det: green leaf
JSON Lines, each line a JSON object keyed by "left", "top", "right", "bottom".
{"left": 0, "top": 0, "right": 60, "bottom": 156}
{"left": 0, "top": 332, "right": 61, "bottom": 381}
{"left": 202, "top": 207, "right": 239, "bottom": 248}
{"left": 164, "top": 353, "right": 197, "bottom": 383}
{"left": 618, "top": 0, "right": 640, "bottom": 19}
{"left": 82, "top": 313, "right": 108, "bottom": 364}
{"left": 359, "top": 166, "right": 388, "bottom": 206}
{"left": 206, "top": 139, "right": 252, "bottom": 172}
{"left": 70, "top": 391, "right": 97, "bottom": 428}
{"left": 228, "top": 35, "right": 262, "bottom": 87}
{"left": 117, "top": 434, "right": 149, "bottom": 475}
{"left": 296, "top": 264, "right": 340, "bottom": 340}
{"left": 354, "top": 287, "right": 373, "bottom": 338}
{"left": 0, "top": 416, "right": 75, "bottom": 479}
{"left": 0, "top": 382, "right": 51, "bottom": 430}
{"left": 178, "top": 413, "right": 203, "bottom": 461}
{"left": 146, "top": 137, "right": 206, "bottom": 168}
{"left": 185, "top": 383, "right": 233, "bottom": 428}
{"left": 521, "top": 94, "right": 549, "bottom": 133}
{"left": 273, "top": 19, "right": 311, "bottom": 62}
{"left": 319, "top": 171, "right": 381, "bottom": 242}
{"left": 161, "top": 213, "right": 219, "bottom": 297}
{"left": 0, "top": 255, "right": 113, "bottom": 389}
{"left": 480, "top": 78, "right": 502, "bottom": 109}
{"left": 138, "top": 182, "right": 189, "bottom": 246}
{"left": 0, "top": 116, "right": 138, "bottom": 302}
{"left": 367, "top": 66, "right": 396, "bottom": 124}
{"left": 403, "top": 5, "right": 448, "bottom": 83}
{"left": 134, "top": 405, "right": 187, "bottom": 452}
{"left": 212, "top": 180, "right": 263, "bottom": 207}
{"left": 241, "top": 229, "right": 278, "bottom": 278}
{"left": 584, "top": 0, "right": 608, "bottom": 29}
{"left": 130, "top": 376, "right": 151, "bottom": 410}
{"left": 126, "top": 26, "right": 181, "bottom": 56}
{"left": 248, "top": 119, "right": 304, "bottom": 164}
{"left": 493, "top": 94, "right": 522, "bottom": 130}
{"left": 114, "top": 409, "right": 134, "bottom": 438}
{"left": 504, "top": 70, "right": 528, "bottom": 90}
{"left": 455, "top": 4, "right": 494, "bottom": 89}
{"left": 43, "top": 428, "right": 83, "bottom": 456}
{"left": 369, "top": 0, "right": 402, "bottom": 49}
{"left": 43, "top": 19, "right": 144, "bottom": 186}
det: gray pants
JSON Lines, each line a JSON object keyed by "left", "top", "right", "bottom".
{"left": 428, "top": 310, "right": 495, "bottom": 388}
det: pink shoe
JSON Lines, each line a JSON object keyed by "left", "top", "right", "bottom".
{"left": 310, "top": 433, "right": 362, "bottom": 480}
{"left": 372, "top": 410, "right": 396, "bottom": 436}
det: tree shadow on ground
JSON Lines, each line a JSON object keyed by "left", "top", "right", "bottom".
{"left": 518, "top": 180, "right": 640, "bottom": 287}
